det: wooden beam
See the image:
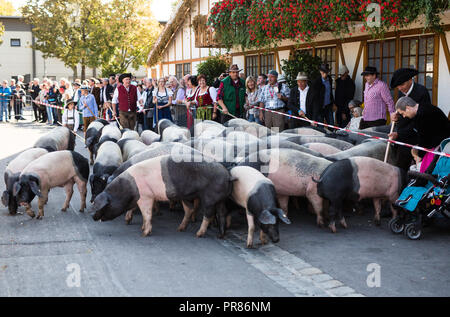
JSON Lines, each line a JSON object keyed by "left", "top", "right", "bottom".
{"left": 338, "top": 42, "right": 346, "bottom": 66}
{"left": 275, "top": 50, "right": 281, "bottom": 73}
{"left": 161, "top": 57, "right": 209, "bottom": 65}
{"left": 433, "top": 34, "right": 440, "bottom": 106}
{"left": 440, "top": 33, "right": 450, "bottom": 76}
{"left": 352, "top": 41, "right": 364, "bottom": 81}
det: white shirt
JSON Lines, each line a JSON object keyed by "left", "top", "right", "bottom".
{"left": 405, "top": 81, "right": 414, "bottom": 97}
{"left": 112, "top": 86, "right": 142, "bottom": 107}
{"left": 298, "top": 85, "right": 309, "bottom": 114}
{"left": 62, "top": 108, "right": 80, "bottom": 131}
{"left": 194, "top": 86, "right": 217, "bottom": 103}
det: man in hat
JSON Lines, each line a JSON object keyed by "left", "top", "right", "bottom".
{"left": 311, "top": 64, "right": 335, "bottom": 125}
{"left": 112, "top": 73, "right": 142, "bottom": 129}
{"left": 388, "top": 68, "right": 432, "bottom": 170}
{"left": 62, "top": 99, "right": 80, "bottom": 132}
{"left": 89, "top": 78, "right": 101, "bottom": 106}
{"left": 335, "top": 65, "right": 355, "bottom": 127}
{"left": 79, "top": 85, "right": 98, "bottom": 133}
{"left": 287, "top": 72, "right": 314, "bottom": 128}
{"left": 258, "top": 70, "right": 289, "bottom": 131}
{"left": 216, "top": 64, "right": 246, "bottom": 124}
{"left": 360, "top": 66, "right": 395, "bottom": 129}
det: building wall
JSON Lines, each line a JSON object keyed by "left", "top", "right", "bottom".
{"left": 438, "top": 32, "right": 450, "bottom": 116}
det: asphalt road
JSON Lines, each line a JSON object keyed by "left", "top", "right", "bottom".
{"left": 0, "top": 119, "right": 449, "bottom": 297}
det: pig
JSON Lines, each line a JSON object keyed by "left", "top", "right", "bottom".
{"left": 197, "top": 125, "right": 227, "bottom": 140}
{"left": 326, "top": 129, "right": 389, "bottom": 145}
{"left": 239, "top": 148, "right": 332, "bottom": 226}
{"left": 107, "top": 143, "right": 202, "bottom": 184}
{"left": 283, "top": 135, "right": 354, "bottom": 151}
{"left": 240, "top": 123, "right": 273, "bottom": 138}
{"left": 85, "top": 119, "right": 109, "bottom": 165}
{"left": 158, "top": 119, "right": 191, "bottom": 142}
{"left": 120, "top": 129, "right": 140, "bottom": 141}
{"left": 34, "top": 126, "right": 75, "bottom": 152}
{"left": 92, "top": 153, "right": 233, "bottom": 238}
{"left": 283, "top": 128, "right": 326, "bottom": 136}
{"left": 117, "top": 139, "right": 148, "bottom": 162}
{"left": 313, "top": 156, "right": 407, "bottom": 233}
{"left": 140, "top": 130, "right": 161, "bottom": 145}
{"left": 302, "top": 143, "right": 341, "bottom": 156}
{"left": 325, "top": 139, "right": 396, "bottom": 165}
{"left": 89, "top": 141, "right": 123, "bottom": 202}
{"left": 225, "top": 131, "right": 260, "bottom": 145}
{"left": 229, "top": 166, "right": 291, "bottom": 248}
{"left": 224, "top": 118, "right": 253, "bottom": 128}
{"left": 14, "top": 151, "right": 89, "bottom": 219}
{"left": 193, "top": 120, "right": 223, "bottom": 137}
{"left": 2, "top": 148, "right": 49, "bottom": 214}
{"left": 94, "top": 124, "right": 122, "bottom": 156}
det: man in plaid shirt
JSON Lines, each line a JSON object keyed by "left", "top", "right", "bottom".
{"left": 258, "top": 70, "right": 290, "bottom": 131}
{"left": 360, "top": 66, "right": 396, "bottom": 129}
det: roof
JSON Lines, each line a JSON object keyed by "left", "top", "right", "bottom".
{"left": 147, "top": 0, "right": 194, "bottom": 67}
{"left": 0, "top": 16, "right": 22, "bottom": 19}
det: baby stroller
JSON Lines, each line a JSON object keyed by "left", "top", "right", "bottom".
{"left": 390, "top": 138, "right": 450, "bottom": 240}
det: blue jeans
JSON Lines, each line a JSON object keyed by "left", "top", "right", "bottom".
{"left": 46, "top": 104, "right": 53, "bottom": 124}
{"left": 0, "top": 101, "right": 8, "bottom": 121}
{"left": 248, "top": 113, "right": 261, "bottom": 124}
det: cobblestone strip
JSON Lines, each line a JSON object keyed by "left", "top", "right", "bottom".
{"left": 221, "top": 231, "right": 365, "bottom": 297}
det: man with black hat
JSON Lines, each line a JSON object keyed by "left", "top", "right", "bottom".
{"left": 311, "top": 63, "right": 335, "bottom": 125}
{"left": 388, "top": 68, "right": 432, "bottom": 170}
{"left": 360, "top": 66, "right": 395, "bottom": 129}
{"left": 112, "top": 73, "right": 142, "bottom": 130}
{"left": 216, "top": 64, "right": 246, "bottom": 124}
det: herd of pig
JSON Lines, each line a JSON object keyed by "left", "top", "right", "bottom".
{"left": 2, "top": 118, "right": 408, "bottom": 248}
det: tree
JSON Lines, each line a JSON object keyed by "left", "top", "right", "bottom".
{"left": 281, "top": 51, "right": 323, "bottom": 89}
{"left": 0, "top": 23, "right": 4, "bottom": 46}
{"left": 21, "top": 0, "right": 105, "bottom": 79}
{"left": 196, "top": 55, "right": 230, "bottom": 86}
{"left": 0, "top": 0, "right": 16, "bottom": 16}
{"left": 96, "top": 0, "right": 161, "bottom": 76}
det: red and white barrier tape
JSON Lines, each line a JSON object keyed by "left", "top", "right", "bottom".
{"left": 252, "top": 105, "right": 450, "bottom": 158}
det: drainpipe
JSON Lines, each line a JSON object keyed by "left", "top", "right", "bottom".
{"left": 31, "top": 25, "right": 36, "bottom": 79}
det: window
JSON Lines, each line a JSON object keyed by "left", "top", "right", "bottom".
{"left": 176, "top": 64, "right": 183, "bottom": 79}
{"left": 10, "top": 39, "right": 21, "bottom": 47}
{"left": 260, "top": 54, "right": 274, "bottom": 75}
{"left": 401, "top": 36, "right": 434, "bottom": 98}
{"left": 245, "top": 55, "right": 258, "bottom": 78}
{"left": 183, "top": 63, "right": 191, "bottom": 76}
{"left": 367, "top": 39, "right": 396, "bottom": 97}
{"left": 316, "top": 46, "right": 338, "bottom": 88}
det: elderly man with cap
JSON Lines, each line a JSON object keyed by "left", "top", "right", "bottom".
{"left": 335, "top": 65, "right": 355, "bottom": 127}
{"left": 216, "top": 64, "right": 247, "bottom": 124}
{"left": 287, "top": 72, "right": 314, "bottom": 128}
{"left": 79, "top": 85, "right": 98, "bottom": 133}
{"left": 359, "top": 66, "right": 395, "bottom": 129}
{"left": 311, "top": 63, "right": 335, "bottom": 125}
{"left": 258, "top": 69, "right": 290, "bottom": 131}
{"left": 112, "top": 73, "right": 142, "bottom": 130}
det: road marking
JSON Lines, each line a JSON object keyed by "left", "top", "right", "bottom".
{"left": 220, "top": 231, "right": 365, "bottom": 297}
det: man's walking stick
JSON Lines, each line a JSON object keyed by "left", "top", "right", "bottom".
{"left": 384, "top": 121, "right": 396, "bottom": 163}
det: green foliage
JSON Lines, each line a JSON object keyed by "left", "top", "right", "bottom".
{"left": 281, "top": 50, "right": 323, "bottom": 89}
{"left": 0, "top": 23, "right": 4, "bottom": 46}
{"left": 196, "top": 55, "right": 230, "bottom": 86}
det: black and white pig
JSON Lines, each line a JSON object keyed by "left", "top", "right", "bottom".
{"left": 158, "top": 119, "right": 191, "bottom": 142}
{"left": 120, "top": 129, "right": 140, "bottom": 141}
{"left": 34, "top": 126, "right": 75, "bottom": 152}
{"left": 283, "top": 135, "right": 353, "bottom": 151}
{"left": 92, "top": 154, "right": 233, "bottom": 238}
{"left": 314, "top": 156, "right": 407, "bottom": 233}
{"left": 14, "top": 151, "right": 89, "bottom": 219}
{"left": 117, "top": 138, "right": 148, "bottom": 162}
{"left": 94, "top": 124, "right": 122, "bottom": 156}
{"left": 140, "top": 130, "right": 161, "bottom": 145}
{"left": 230, "top": 166, "right": 291, "bottom": 248}
{"left": 89, "top": 141, "right": 123, "bottom": 202}
{"left": 2, "top": 148, "right": 48, "bottom": 214}
{"left": 325, "top": 139, "right": 396, "bottom": 165}
{"left": 85, "top": 119, "right": 109, "bottom": 165}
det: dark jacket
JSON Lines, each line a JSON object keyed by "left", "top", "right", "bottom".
{"left": 91, "top": 86, "right": 101, "bottom": 106}
{"left": 414, "top": 103, "right": 450, "bottom": 152}
{"left": 101, "top": 84, "right": 115, "bottom": 103}
{"left": 287, "top": 85, "right": 314, "bottom": 120}
{"left": 311, "top": 76, "right": 334, "bottom": 121}
{"left": 396, "top": 83, "right": 431, "bottom": 143}
{"left": 335, "top": 76, "right": 355, "bottom": 125}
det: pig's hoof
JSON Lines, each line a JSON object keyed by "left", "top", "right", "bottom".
{"left": 79, "top": 209, "right": 85, "bottom": 213}
{"left": 125, "top": 218, "right": 132, "bottom": 225}
{"left": 246, "top": 243, "right": 254, "bottom": 249}
{"left": 142, "top": 231, "right": 152, "bottom": 237}
{"left": 340, "top": 218, "right": 348, "bottom": 229}
{"left": 196, "top": 231, "right": 205, "bottom": 238}
{"left": 177, "top": 225, "right": 186, "bottom": 232}
{"left": 61, "top": 208, "right": 67, "bottom": 212}
{"left": 90, "top": 161, "right": 94, "bottom": 166}
{"left": 329, "top": 222, "right": 337, "bottom": 233}
{"left": 26, "top": 211, "right": 35, "bottom": 218}
{"left": 374, "top": 218, "right": 381, "bottom": 226}
{"left": 36, "top": 215, "right": 43, "bottom": 220}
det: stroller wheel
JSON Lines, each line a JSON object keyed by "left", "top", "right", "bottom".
{"left": 404, "top": 223, "right": 422, "bottom": 240}
{"left": 389, "top": 217, "right": 404, "bottom": 234}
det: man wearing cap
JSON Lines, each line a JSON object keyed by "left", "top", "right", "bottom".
{"left": 388, "top": 68, "right": 432, "bottom": 170}
{"left": 216, "top": 64, "right": 246, "bottom": 124}
{"left": 112, "top": 73, "right": 142, "bottom": 129}
{"left": 287, "top": 72, "right": 314, "bottom": 128}
{"left": 335, "top": 65, "right": 355, "bottom": 128}
{"left": 258, "top": 69, "right": 290, "bottom": 131}
{"left": 360, "top": 66, "right": 395, "bottom": 129}
{"left": 311, "top": 64, "right": 335, "bottom": 125}
{"left": 79, "top": 85, "right": 98, "bottom": 133}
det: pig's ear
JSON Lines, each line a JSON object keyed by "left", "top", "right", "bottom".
{"left": 258, "top": 209, "right": 276, "bottom": 225}
{"left": 13, "top": 182, "right": 21, "bottom": 196}
{"left": 89, "top": 175, "right": 94, "bottom": 185}
{"left": 85, "top": 136, "right": 94, "bottom": 148}
{"left": 274, "top": 208, "right": 291, "bottom": 224}
{"left": 29, "top": 180, "right": 42, "bottom": 197}
{"left": 1, "top": 190, "right": 9, "bottom": 206}
{"left": 92, "top": 193, "right": 109, "bottom": 211}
